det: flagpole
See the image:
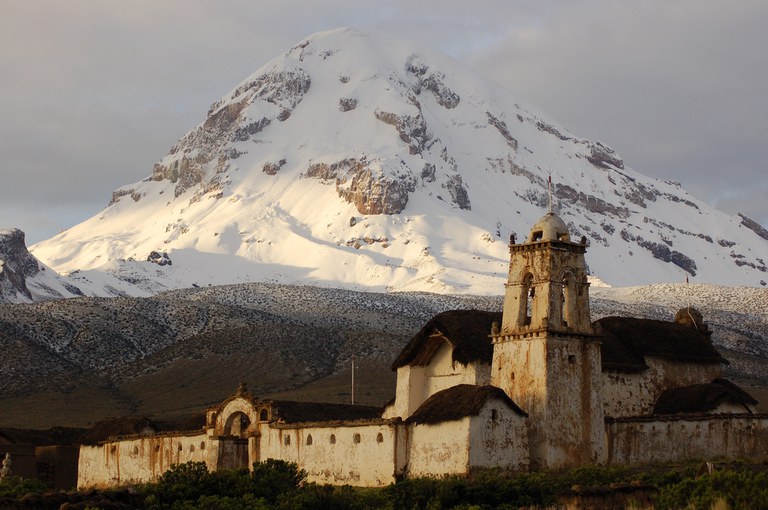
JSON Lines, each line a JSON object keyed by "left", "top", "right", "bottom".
{"left": 351, "top": 354, "right": 355, "bottom": 405}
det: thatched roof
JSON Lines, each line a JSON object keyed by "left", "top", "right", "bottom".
{"left": 653, "top": 379, "right": 758, "bottom": 415}
{"left": 596, "top": 316, "right": 727, "bottom": 373}
{"left": 0, "top": 427, "right": 86, "bottom": 446}
{"left": 406, "top": 384, "right": 526, "bottom": 425}
{"left": 267, "top": 401, "right": 382, "bottom": 424}
{"left": 392, "top": 310, "right": 501, "bottom": 370}
{"left": 79, "top": 413, "right": 206, "bottom": 445}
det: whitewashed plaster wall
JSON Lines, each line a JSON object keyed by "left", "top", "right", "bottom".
{"left": 386, "top": 341, "right": 490, "bottom": 420}
{"left": 605, "top": 415, "right": 768, "bottom": 464}
{"left": 468, "top": 403, "right": 529, "bottom": 471}
{"left": 256, "top": 422, "right": 400, "bottom": 487}
{"left": 77, "top": 433, "right": 213, "bottom": 489}
{"left": 406, "top": 419, "right": 470, "bottom": 478}
{"left": 602, "top": 359, "right": 721, "bottom": 417}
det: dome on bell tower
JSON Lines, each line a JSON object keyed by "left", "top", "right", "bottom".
{"left": 526, "top": 212, "right": 570, "bottom": 242}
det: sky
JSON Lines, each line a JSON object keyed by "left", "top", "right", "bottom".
{"left": 1, "top": 0, "right": 766, "bottom": 245}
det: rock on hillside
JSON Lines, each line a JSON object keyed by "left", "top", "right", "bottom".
{"left": 0, "top": 228, "right": 85, "bottom": 303}
{"left": 30, "top": 28, "right": 768, "bottom": 295}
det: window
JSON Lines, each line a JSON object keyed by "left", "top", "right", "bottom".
{"left": 189, "top": 445, "right": 195, "bottom": 453}
{"left": 200, "top": 442, "right": 205, "bottom": 450}
{"left": 568, "top": 354, "right": 576, "bottom": 364}
{"left": 284, "top": 435, "right": 291, "bottom": 446}
{"left": 306, "top": 434, "right": 313, "bottom": 446}
{"left": 329, "top": 434, "right": 336, "bottom": 444}
{"left": 491, "top": 409, "right": 499, "bottom": 421}
{"left": 353, "top": 433, "right": 361, "bottom": 444}
{"left": 133, "top": 446, "right": 139, "bottom": 455}
{"left": 260, "top": 409, "right": 269, "bottom": 422}
{"left": 154, "top": 445, "right": 160, "bottom": 452}
{"left": 376, "top": 433, "right": 384, "bottom": 443}
{"left": 518, "top": 272, "right": 535, "bottom": 327}
{"left": 178, "top": 443, "right": 183, "bottom": 451}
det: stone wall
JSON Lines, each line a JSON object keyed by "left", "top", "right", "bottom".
{"left": 605, "top": 414, "right": 768, "bottom": 464}
{"left": 602, "top": 358, "right": 721, "bottom": 418}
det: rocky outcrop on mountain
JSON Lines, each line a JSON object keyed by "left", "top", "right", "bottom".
{"left": 374, "top": 107, "right": 431, "bottom": 155}
{"left": 740, "top": 213, "right": 768, "bottom": 242}
{"left": 405, "top": 55, "right": 460, "bottom": 109}
{"left": 147, "top": 251, "right": 172, "bottom": 266}
{"left": 307, "top": 158, "right": 415, "bottom": 214}
{"left": 149, "top": 68, "right": 311, "bottom": 199}
{"left": 0, "top": 229, "right": 40, "bottom": 301}
{"left": 0, "top": 229, "right": 85, "bottom": 303}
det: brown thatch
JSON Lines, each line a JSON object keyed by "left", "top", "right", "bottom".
{"left": 267, "top": 400, "right": 382, "bottom": 424}
{"left": 596, "top": 316, "right": 727, "bottom": 373}
{"left": 0, "top": 426, "right": 86, "bottom": 446}
{"left": 392, "top": 310, "right": 501, "bottom": 370}
{"left": 79, "top": 413, "right": 207, "bottom": 445}
{"left": 653, "top": 379, "right": 758, "bottom": 415}
{"left": 406, "top": 384, "right": 526, "bottom": 425}
{"left": 153, "top": 412, "right": 207, "bottom": 433}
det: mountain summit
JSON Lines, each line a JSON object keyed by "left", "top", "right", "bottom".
{"left": 31, "top": 28, "right": 768, "bottom": 294}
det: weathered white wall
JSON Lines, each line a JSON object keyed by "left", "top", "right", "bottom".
{"left": 602, "top": 358, "right": 721, "bottom": 418}
{"left": 77, "top": 433, "right": 214, "bottom": 489}
{"left": 424, "top": 342, "right": 489, "bottom": 397}
{"left": 492, "top": 334, "right": 604, "bottom": 469}
{"left": 256, "top": 422, "right": 398, "bottom": 487}
{"left": 387, "top": 342, "right": 489, "bottom": 420}
{"left": 468, "top": 403, "right": 529, "bottom": 471}
{"left": 407, "top": 419, "right": 470, "bottom": 478}
{"left": 606, "top": 415, "right": 768, "bottom": 464}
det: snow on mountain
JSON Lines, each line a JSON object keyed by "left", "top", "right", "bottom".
{"left": 30, "top": 28, "right": 768, "bottom": 295}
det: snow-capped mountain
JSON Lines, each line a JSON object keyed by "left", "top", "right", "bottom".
{"left": 30, "top": 28, "right": 768, "bottom": 295}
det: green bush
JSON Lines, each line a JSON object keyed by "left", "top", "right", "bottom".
{"left": 0, "top": 475, "right": 47, "bottom": 498}
{"left": 142, "top": 459, "right": 308, "bottom": 510}
{"left": 655, "top": 470, "right": 768, "bottom": 510}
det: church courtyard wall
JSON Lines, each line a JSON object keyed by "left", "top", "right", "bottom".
{"left": 256, "top": 421, "right": 401, "bottom": 487}
{"left": 605, "top": 414, "right": 768, "bottom": 464}
{"left": 78, "top": 433, "right": 213, "bottom": 488}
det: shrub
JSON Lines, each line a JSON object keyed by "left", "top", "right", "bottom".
{"left": 0, "top": 475, "right": 47, "bottom": 498}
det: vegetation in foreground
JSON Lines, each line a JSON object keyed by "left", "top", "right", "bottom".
{"left": 2, "top": 459, "right": 768, "bottom": 509}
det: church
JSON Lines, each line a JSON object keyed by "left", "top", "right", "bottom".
{"left": 76, "top": 212, "right": 768, "bottom": 488}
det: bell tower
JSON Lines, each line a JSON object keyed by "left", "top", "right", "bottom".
{"left": 490, "top": 213, "right": 604, "bottom": 469}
